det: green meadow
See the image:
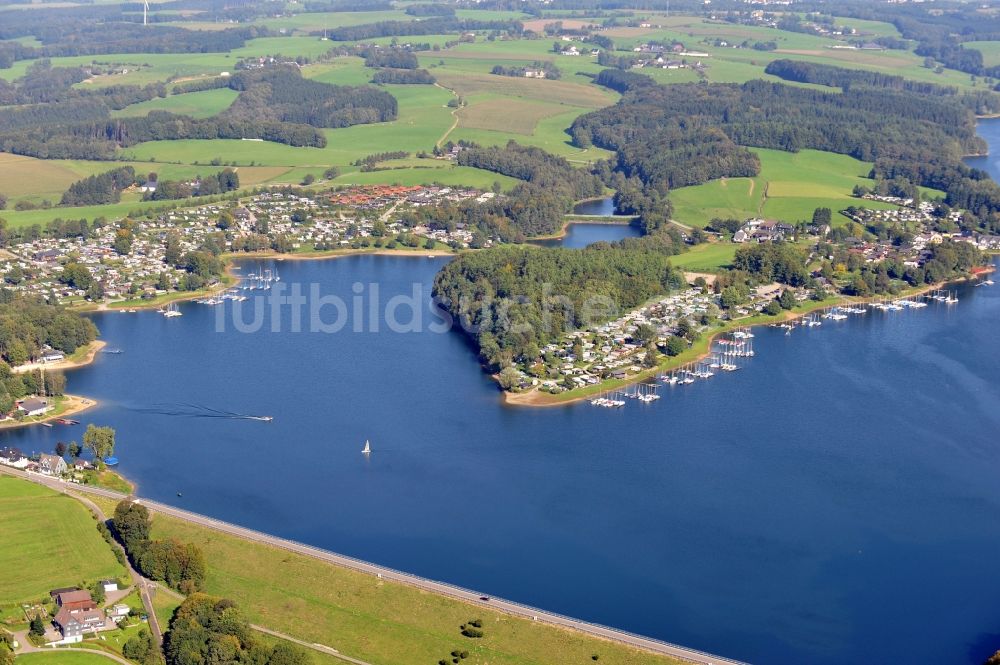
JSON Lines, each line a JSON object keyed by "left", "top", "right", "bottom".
{"left": 670, "top": 148, "right": 903, "bottom": 228}
{"left": 670, "top": 242, "right": 739, "bottom": 272}
{"left": 110, "top": 87, "right": 238, "bottom": 118}
{"left": 0, "top": 476, "right": 126, "bottom": 605}
{"left": 146, "top": 507, "right": 685, "bottom": 665}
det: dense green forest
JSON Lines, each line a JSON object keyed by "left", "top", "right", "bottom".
{"left": 372, "top": 68, "right": 436, "bottom": 85}
{"left": 0, "top": 290, "right": 98, "bottom": 367}
{"left": 456, "top": 142, "right": 604, "bottom": 237}
{"left": 226, "top": 65, "right": 396, "bottom": 128}
{"left": 0, "top": 66, "right": 395, "bottom": 159}
{"left": 363, "top": 49, "right": 419, "bottom": 70}
{"left": 61, "top": 166, "right": 137, "bottom": 206}
{"left": 573, "top": 74, "right": 1000, "bottom": 233}
{"left": 763, "top": 60, "right": 1000, "bottom": 115}
{"left": 164, "top": 594, "right": 310, "bottom": 665}
{"left": 113, "top": 501, "right": 207, "bottom": 595}
{"left": 432, "top": 241, "right": 684, "bottom": 371}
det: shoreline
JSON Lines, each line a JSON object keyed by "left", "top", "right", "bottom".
{"left": 78, "top": 247, "right": 457, "bottom": 313}
{"left": 501, "top": 268, "right": 995, "bottom": 408}
{"left": 530, "top": 216, "right": 638, "bottom": 242}
{"left": 12, "top": 340, "right": 107, "bottom": 374}
{"left": 0, "top": 393, "right": 99, "bottom": 430}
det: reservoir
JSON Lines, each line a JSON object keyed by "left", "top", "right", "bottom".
{"left": 572, "top": 196, "right": 618, "bottom": 216}
{"left": 965, "top": 116, "right": 1000, "bottom": 179}
{"left": 533, "top": 220, "right": 643, "bottom": 248}
{"left": 4, "top": 255, "right": 1000, "bottom": 665}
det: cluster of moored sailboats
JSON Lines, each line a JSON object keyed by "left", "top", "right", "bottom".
{"left": 773, "top": 289, "right": 966, "bottom": 335}
{"left": 191, "top": 265, "right": 279, "bottom": 306}
{"left": 240, "top": 267, "right": 280, "bottom": 291}
{"left": 590, "top": 327, "right": 757, "bottom": 409}
{"left": 588, "top": 279, "right": 989, "bottom": 410}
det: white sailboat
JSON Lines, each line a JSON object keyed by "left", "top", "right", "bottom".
{"left": 362, "top": 439, "right": 371, "bottom": 455}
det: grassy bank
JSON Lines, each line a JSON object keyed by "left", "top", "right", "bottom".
{"left": 139, "top": 512, "right": 683, "bottom": 665}
{"left": 0, "top": 476, "right": 126, "bottom": 605}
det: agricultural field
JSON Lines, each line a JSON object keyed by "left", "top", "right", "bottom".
{"left": 669, "top": 243, "right": 739, "bottom": 273}
{"left": 602, "top": 16, "right": 983, "bottom": 91}
{"left": 967, "top": 41, "right": 1000, "bottom": 69}
{"left": 0, "top": 7, "right": 982, "bottom": 232}
{"left": 111, "top": 88, "right": 239, "bottom": 119}
{"left": 0, "top": 154, "right": 291, "bottom": 213}
{"left": 0, "top": 476, "right": 125, "bottom": 605}
{"left": 670, "top": 148, "right": 903, "bottom": 228}
{"left": 148, "top": 510, "right": 684, "bottom": 665}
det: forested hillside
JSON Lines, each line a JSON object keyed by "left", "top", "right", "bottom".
{"left": 433, "top": 239, "right": 685, "bottom": 371}
{"left": 0, "top": 65, "right": 396, "bottom": 159}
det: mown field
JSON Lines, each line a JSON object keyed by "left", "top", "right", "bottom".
{"left": 670, "top": 148, "right": 902, "bottom": 228}
{"left": 147, "top": 511, "right": 684, "bottom": 665}
{"left": 110, "top": 87, "right": 238, "bottom": 119}
{"left": 0, "top": 476, "right": 125, "bottom": 605}
{"left": 669, "top": 243, "right": 739, "bottom": 272}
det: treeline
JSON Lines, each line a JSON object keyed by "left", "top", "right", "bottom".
{"left": 0, "top": 67, "right": 395, "bottom": 159}
{"left": 112, "top": 500, "right": 206, "bottom": 594}
{"left": 0, "top": 112, "right": 326, "bottom": 160}
{"left": 0, "top": 11, "right": 266, "bottom": 66}
{"left": 491, "top": 61, "right": 561, "bottom": 79}
{"left": 405, "top": 3, "right": 455, "bottom": 16}
{"left": 327, "top": 18, "right": 523, "bottom": 41}
{"left": 372, "top": 68, "right": 435, "bottom": 85}
{"left": 0, "top": 290, "right": 98, "bottom": 368}
{"left": 0, "top": 60, "right": 168, "bottom": 131}
{"left": 225, "top": 65, "right": 397, "bottom": 128}
{"left": 353, "top": 152, "right": 409, "bottom": 167}
{"left": 432, "top": 242, "right": 685, "bottom": 370}
{"left": 363, "top": 49, "right": 419, "bottom": 69}
{"left": 144, "top": 169, "right": 239, "bottom": 201}
{"left": 61, "top": 167, "right": 136, "bottom": 206}
{"left": 573, "top": 79, "right": 984, "bottom": 166}
{"left": 164, "top": 594, "right": 311, "bottom": 665}
{"left": 764, "top": 59, "right": 1000, "bottom": 115}
{"left": 456, "top": 141, "right": 604, "bottom": 236}
{"left": 570, "top": 78, "right": 1000, "bottom": 229}
{"left": 592, "top": 68, "right": 655, "bottom": 94}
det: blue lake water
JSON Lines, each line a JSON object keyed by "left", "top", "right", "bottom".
{"left": 5, "top": 255, "right": 1000, "bottom": 665}
{"left": 573, "top": 197, "right": 618, "bottom": 216}
{"left": 964, "top": 117, "right": 1000, "bottom": 179}
{"left": 533, "top": 220, "right": 642, "bottom": 248}
{"left": 4, "top": 128, "right": 1000, "bottom": 664}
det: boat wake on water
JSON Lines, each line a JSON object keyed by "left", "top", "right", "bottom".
{"left": 126, "top": 402, "right": 273, "bottom": 421}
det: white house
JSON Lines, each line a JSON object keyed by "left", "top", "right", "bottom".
{"left": 37, "top": 453, "right": 68, "bottom": 476}
{"left": 18, "top": 397, "right": 52, "bottom": 417}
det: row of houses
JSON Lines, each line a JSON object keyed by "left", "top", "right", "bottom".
{"left": 0, "top": 447, "right": 92, "bottom": 476}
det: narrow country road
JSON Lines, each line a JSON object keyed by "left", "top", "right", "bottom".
{"left": 1, "top": 467, "right": 748, "bottom": 665}
{"left": 0, "top": 466, "right": 163, "bottom": 648}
